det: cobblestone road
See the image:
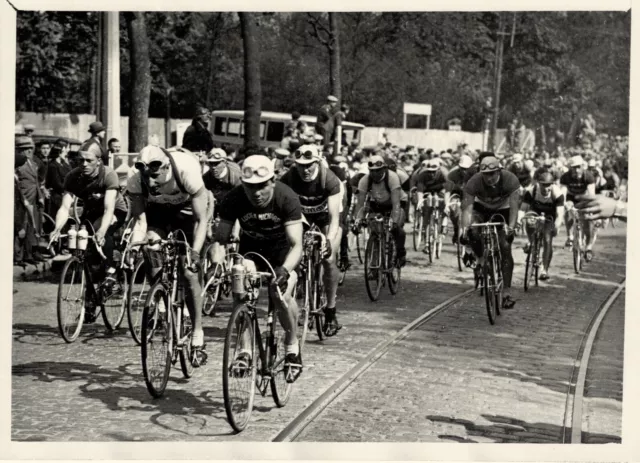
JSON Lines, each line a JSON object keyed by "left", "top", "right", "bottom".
{"left": 11, "top": 223, "right": 625, "bottom": 443}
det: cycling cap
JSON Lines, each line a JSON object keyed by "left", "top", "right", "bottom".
{"left": 524, "top": 159, "right": 534, "bottom": 170}
{"left": 294, "top": 144, "right": 321, "bottom": 165}
{"left": 459, "top": 155, "right": 473, "bottom": 169}
{"left": 206, "top": 148, "right": 227, "bottom": 163}
{"left": 425, "top": 158, "right": 440, "bottom": 171}
{"left": 241, "top": 155, "right": 275, "bottom": 184}
{"left": 538, "top": 171, "right": 555, "bottom": 184}
{"left": 512, "top": 153, "right": 523, "bottom": 163}
{"left": 480, "top": 156, "right": 501, "bottom": 172}
{"left": 274, "top": 148, "right": 290, "bottom": 158}
{"left": 138, "top": 145, "right": 168, "bottom": 166}
{"left": 587, "top": 159, "right": 597, "bottom": 168}
{"left": 569, "top": 155, "right": 584, "bottom": 167}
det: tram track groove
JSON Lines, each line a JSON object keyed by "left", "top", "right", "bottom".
{"left": 272, "top": 287, "right": 476, "bottom": 442}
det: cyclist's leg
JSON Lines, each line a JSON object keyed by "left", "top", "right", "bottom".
{"left": 524, "top": 222, "right": 535, "bottom": 252}
{"left": 564, "top": 205, "right": 574, "bottom": 245}
{"left": 339, "top": 211, "right": 350, "bottom": 264}
{"left": 541, "top": 221, "right": 554, "bottom": 276}
{"left": 439, "top": 199, "right": 448, "bottom": 234}
{"left": 496, "top": 210, "right": 515, "bottom": 303}
{"left": 321, "top": 224, "right": 343, "bottom": 335}
{"left": 394, "top": 205, "right": 407, "bottom": 261}
{"left": 466, "top": 208, "right": 485, "bottom": 265}
{"left": 421, "top": 203, "right": 431, "bottom": 252}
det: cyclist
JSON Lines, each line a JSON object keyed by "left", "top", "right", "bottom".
{"left": 521, "top": 170, "right": 564, "bottom": 281}
{"left": 273, "top": 148, "right": 291, "bottom": 179}
{"left": 353, "top": 154, "right": 407, "bottom": 267}
{"left": 49, "top": 141, "right": 129, "bottom": 322}
{"left": 328, "top": 153, "right": 353, "bottom": 271}
{"left": 211, "top": 154, "right": 304, "bottom": 382}
{"left": 385, "top": 156, "right": 412, "bottom": 222}
{"left": 460, "top": 154, "right": 520, "bottom": 309}
{"left": 127, "top": 145, "right": 209, "bottom": 366}
{"left": 599, "top": 164, "right": 621, "bottom": 198}
{"left": 559, "top": 155, "right": 596, "bottom": 261}
{"left": 587, "top": 159, "right": 604, "bottom": 191}
{"left": 415, "top": 158, "right": 451, "bottom": 253}
{"left": 447, "top": 154, "right": 473, "bottom": 244}
{"left": 280, "top": 144, "right": 344, "bottom": 336}
{"left": 202, "top": 148, "right": 243, "bottom": 204}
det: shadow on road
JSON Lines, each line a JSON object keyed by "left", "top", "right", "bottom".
{"left": 427, "top": 414, "right": 621, "bottom": 443}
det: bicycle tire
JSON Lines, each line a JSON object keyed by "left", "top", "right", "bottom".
{"left": 456, "top": 240, "right": 463, "bottom": 272}
{"left": 270, "top": 297, "right": 293, "bottom": 407}
{"left": 493, "top": 251, "right": 503, "bottom": 316}
{"left": 533, "top": 236, "right": 540, "bottom": 287}
{"left": 141, "top": 282, "right": 173, "bottom": 398}
{"left": 524, "top": 246, "right": 532, "bottom": 292}
{"left": 179, "top": 305, "right": 195, "bottom": 379}
{"left": 102, "top": 268, "right": 127, "bottom": 332}
{"left": 295, "top": 266, "right": 311, "bottom": 351}
{"left": 127, "top": 259, "right": 148, "bottom": 345}
{"left": 57, "top": 256, "right": 86, "bottom": 343}
{"left": 222, "top": 303, "right": 256, "bottom": 432}
{"left": 484, "top": 262, "right": 497, "bottom": 325}
{"left": 386, "top": 234, "right": 401, "bottom": 295}
{"left": 314, "top": 264, "right": 326, "bottom": 340}
{"left": 412, "top": 213, "right": 423, "bottom": 251}
{"left": 434, "top": 213, "right": 442, "bottom": 259}
{"left": 427, "top": 215, "right": 435, "bottom": 264}
{"left": 356, "top": 228, "right": 367, "bottom": 264}
{"left": 364, "top": 235, "right": 383, "bottom": 301}
{"left": 202, "top": 263, "right": 223, "bottom": 317}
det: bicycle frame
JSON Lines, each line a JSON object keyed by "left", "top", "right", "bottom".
{"left": 366, "top": 213, "right": 394, "bottom": 272}
{"left": 470, "top": 221, "right": 505, "bottom": 291}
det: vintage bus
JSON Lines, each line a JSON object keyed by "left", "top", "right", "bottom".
{"left": 210, "top": 110, "right": 365, "bottom": 150}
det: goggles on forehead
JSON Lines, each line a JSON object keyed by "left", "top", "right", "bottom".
{"left": 294, "top": 150, "right": 317, "bottom": 161}
{"left": 206, "top": 151, "right": 226, "bottom": 163}
{"left": 242, "top": 166, "right": 272, "bottom": 180}
{"left": 480, "top": 163, "right": 501, "bottom": 172}
{"left": 368, "top": 160, "right": 386, "bottom": 169}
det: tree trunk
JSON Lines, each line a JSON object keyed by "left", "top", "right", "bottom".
{"left": 239, "top": 13, "right": 262, "bottom": 153}
{"left": 329, "top": 13, "right": 341, "bottom": 101}
{"left": 125, "top": 12, "right": 151, "bottom": 152}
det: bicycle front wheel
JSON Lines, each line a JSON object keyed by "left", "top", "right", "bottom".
{"left": 127, "top": 259, "right": 148, "bottom": 345}
{"left": 223, "top": 303, "right": 256, "bottom": 432}
{"left": 364, "top": 236, "right": 383, "bottom": 301}
{"left": 356, "top": 228, "right": 368, "bottom": 264}
{"left": 102, "top": 268, "right": 128, "bottom": 331}
{"left": 141, "top": 282, "right": 173, "bottom": 398}
{"left": 313, "top": 265, "right": 326, "bottom": 340}
{"left": 387, "top": 234, "right": 401, "bottom": 295}
{"left": 57, "top": 256, "right": 86, "bottom": 343}
{"left": 524, "top": 246, "right": 532, "bottom": 292}
{"left": 295, "top": 267, "right": 311, "bottom": 351}
{"left": 484, "top": 262, "right": 497, "bottom": 325}
{"left": 427, "top": 217, "right": 435, "bottom": 264}
{"left": 533, "top": 238, "right": 540, "bottom": 287}
{"left": 179, "top": 305, "right": 195, "bottom": 379}
{"left": 270, "top": 304, "right": 294, "bottom": 407}
{"left": 412, "top": 213, "right": 423, "bottom": 251}
{"left": 202, "top": 244, "right": 223, "bottom": 316}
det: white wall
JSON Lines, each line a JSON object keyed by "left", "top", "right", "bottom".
{"left": 362, "top": 127, "right": 484, "bottom": 152}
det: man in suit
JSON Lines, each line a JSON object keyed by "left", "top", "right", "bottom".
{"left": 86, "top": 121, "right": 110, "bottom": 166}
{"left": 182, "top": 107, "right": 214, "bottom": 154}
{"left": 315, "top": 95, "right": 339, "bottom": 146}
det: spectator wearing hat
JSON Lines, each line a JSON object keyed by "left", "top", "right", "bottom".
{"left": 182, "top": 107, "right": 214, "bottom": 154}
{"left": 14, "top": 150, "right": 36, "bottom": 264}
{"left": 315, "top": 95, "right": 339, "bottom": 146}
{"left": 15, "top": 136, "right": 45, "bottom": 263}
{"left": 86, "top": 121, "right": 110, "bottom": 166}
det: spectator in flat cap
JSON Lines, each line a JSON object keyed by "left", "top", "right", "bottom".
{"left": 182, "top": 106, "right": 214, "bottom": 154}
{"left": 315, "top": 95, "right": 340, "bottom": 146}
{"left": 86, "top": 121, "right": 110, "bottom": 166}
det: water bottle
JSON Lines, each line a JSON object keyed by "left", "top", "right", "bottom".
{"left": 77, "top": 225, "right": 89, "bottom": 251}
{"left": 231, "top": 256, "right": 246, "bottom": 295}
{"left": 67, "top": 226, "right": 77, "bottom": 250}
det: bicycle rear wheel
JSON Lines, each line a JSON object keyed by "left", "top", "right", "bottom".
{"left": 533, "top": 237, "right": 540, "bottom": 287}
{"left": 484, "top": 262, "right": 497, "bottom": 325}
{"left": 127, "top": 259, "right": 148, "bottom": 345}
{"left": 524, "top": 245, "right": 532, "bottom": 292}
{"left": 222, "top": 303, "right": 256, "bottom": 432}
{"left": 427, "top": 217, "right": 435, "bottom": 264}
{"left": 202, "top": 243, "right": 223, "bottom": 316}
{"left": 412, "top": 214, "right": 423, "bottom": 251}
{"left": 141, "top": 282, "right": 173, "bottom": 398}
{"left": 364, "top": 236, "right": 383, "bottom": 301}
{"left": 179, "top": 305, "right": 195, "bottom": 379}
{"left": 313, "top": 265, "right": 326, "bottom": 340}
{"left": 102, "top": 268, "right": 128, "bottom": 331}
{"left": 57, "top": 256, "right": 86, "bottom": 343}
{"left": 386, "top": 234, "right": 401, "bottom": 295}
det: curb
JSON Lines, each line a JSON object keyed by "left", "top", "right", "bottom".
{"left": 13, "top": 256, "right": 69, "bottom": 283}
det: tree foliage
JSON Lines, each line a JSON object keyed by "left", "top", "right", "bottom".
{"left": 15, "top": 11, "right": 630, "bottom": 134}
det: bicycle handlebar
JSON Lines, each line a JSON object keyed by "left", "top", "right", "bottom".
{"left": 469, "top": 222, "right": 507, "bottom": 228}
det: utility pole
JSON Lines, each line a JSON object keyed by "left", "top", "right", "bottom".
{"left": 96, "top": 12, "right": 120, "bottom": 164}
{"left": 165, "top": 87, "right": 172, "bottom": 148}
{"left": 490, "top": 12, "right": 506, "bottom": 153}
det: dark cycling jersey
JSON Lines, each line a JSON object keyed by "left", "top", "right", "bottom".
{"left": 464, "top": 170, "right": 520, "bottom": 213}
{"left": 202, "top": 162, "right": 242, "bottom": 204}
{"left": 522, "top": 184, "right": 564, "bottom": 219}
{"left": 560, "top": 171, "right": 595, "bottom": 202}
{"left": 509, "top": 165, "right": 533, "bottom": 188}
{"left": 416, "top": 169, "right": 448, "bottom": 194}
{"left": 280, "top": 165, "right": 341, "bottom": 227}
{"left": 64, "top": 165, "right": 128, "bottom": 220}
{"left": 447, "top": 167, "right": 467, "bottom": 196}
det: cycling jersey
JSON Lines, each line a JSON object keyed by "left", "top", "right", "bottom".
{"left": 447, "top": 167, "right": 467, "bottom": 193}
{"left": 601, "top": 173, "right": 620, "bottom": 191}
{"left": 280, "top": 165, "right": 341, "bottom": 227}
{"left": 559, "top": 171, "right": 595, "bottom": 202}
{"left": 64, "top": 165, "right": 128, "bottom": 220}
{"left": 218, "top": 181, "right": 303, "bottom": 248}
{"left": 202, "top": 161, "right": 242, "bottom": 204}
{"left": 416, "top": 169, "right": 447, "bottom": 194}
{"left": 464, "top": 170, "right": 520, "bottom": 212}
{"left": 357, "top": 170, "right": 407, "bottom": 206}
{"left": 126, "top": 150, "right": 204, "bottom": 207}
{"left": 522, "top": 184, "right": 564, "bottom": 219}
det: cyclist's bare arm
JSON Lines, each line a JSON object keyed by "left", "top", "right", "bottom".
{"left": 460, "top": 191, "right": 474, "bottom": 230}
{"left": 128, "top": 194, "right": 148, "bottom": 245}
{"left": 211, "top": 219, "right": 233, "bottom": 265}
{"left": 190, "top": 187, "right": 209, "bottom": 255}
{"left": 97, "top": 190, "right": 117, "bottom": 238}
{"left": 355, "top": 190, "right": 367, "bottom": 221}
{"left": 554, "top": 205, "right": 564, "bottom": 230}
{"left": 586, "top": 183, "right": 596, "bottom": 197}
{"left": 326, "top": 193, "right": 342, "bottom": 243}
{"left": 282, "top": 222, "right": 304, "bottom": 274}
{"left": 53, "top": 192, "right": 74, "bottom": 234}
{"left": 508, "top": 191, "right": 519, "bottom": 229}
{"left": 390, "top": 187, "right": 402, "bottom": 224}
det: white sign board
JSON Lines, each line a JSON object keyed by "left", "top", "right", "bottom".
{"left": 403, "top": 102, "right": 432, "bottom": 116}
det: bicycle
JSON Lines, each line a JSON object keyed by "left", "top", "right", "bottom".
{"left": 566, "top": 204, "right": 587, "bottom": 274}
{"left": 522, "top": 211, "right": 548, "bottom": 292}
{"left": 52, "top": 222, "right": 128, "bottom": 343}
{"left": 468, "top": 218, "right": 505, "bottom": 325}
{"left": 448, "top": 194, "right": 463, "bottom": 271}
{"left": 295, "top": 225, "right": 328, "bottom": 342}
{"left": 359, "top": 212, "right": 401, "bottom": 302}
{"left": 139, "top": 230, "right": 197, "bottom": 398}
{"left": 222, "top": 252, "right": 300, "bottom": 432}
{"left": 201, "top": 237, "right": 237, "bottom": 317}
{"left": 420, "top": 193, "right": 445, "bottom": 262}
